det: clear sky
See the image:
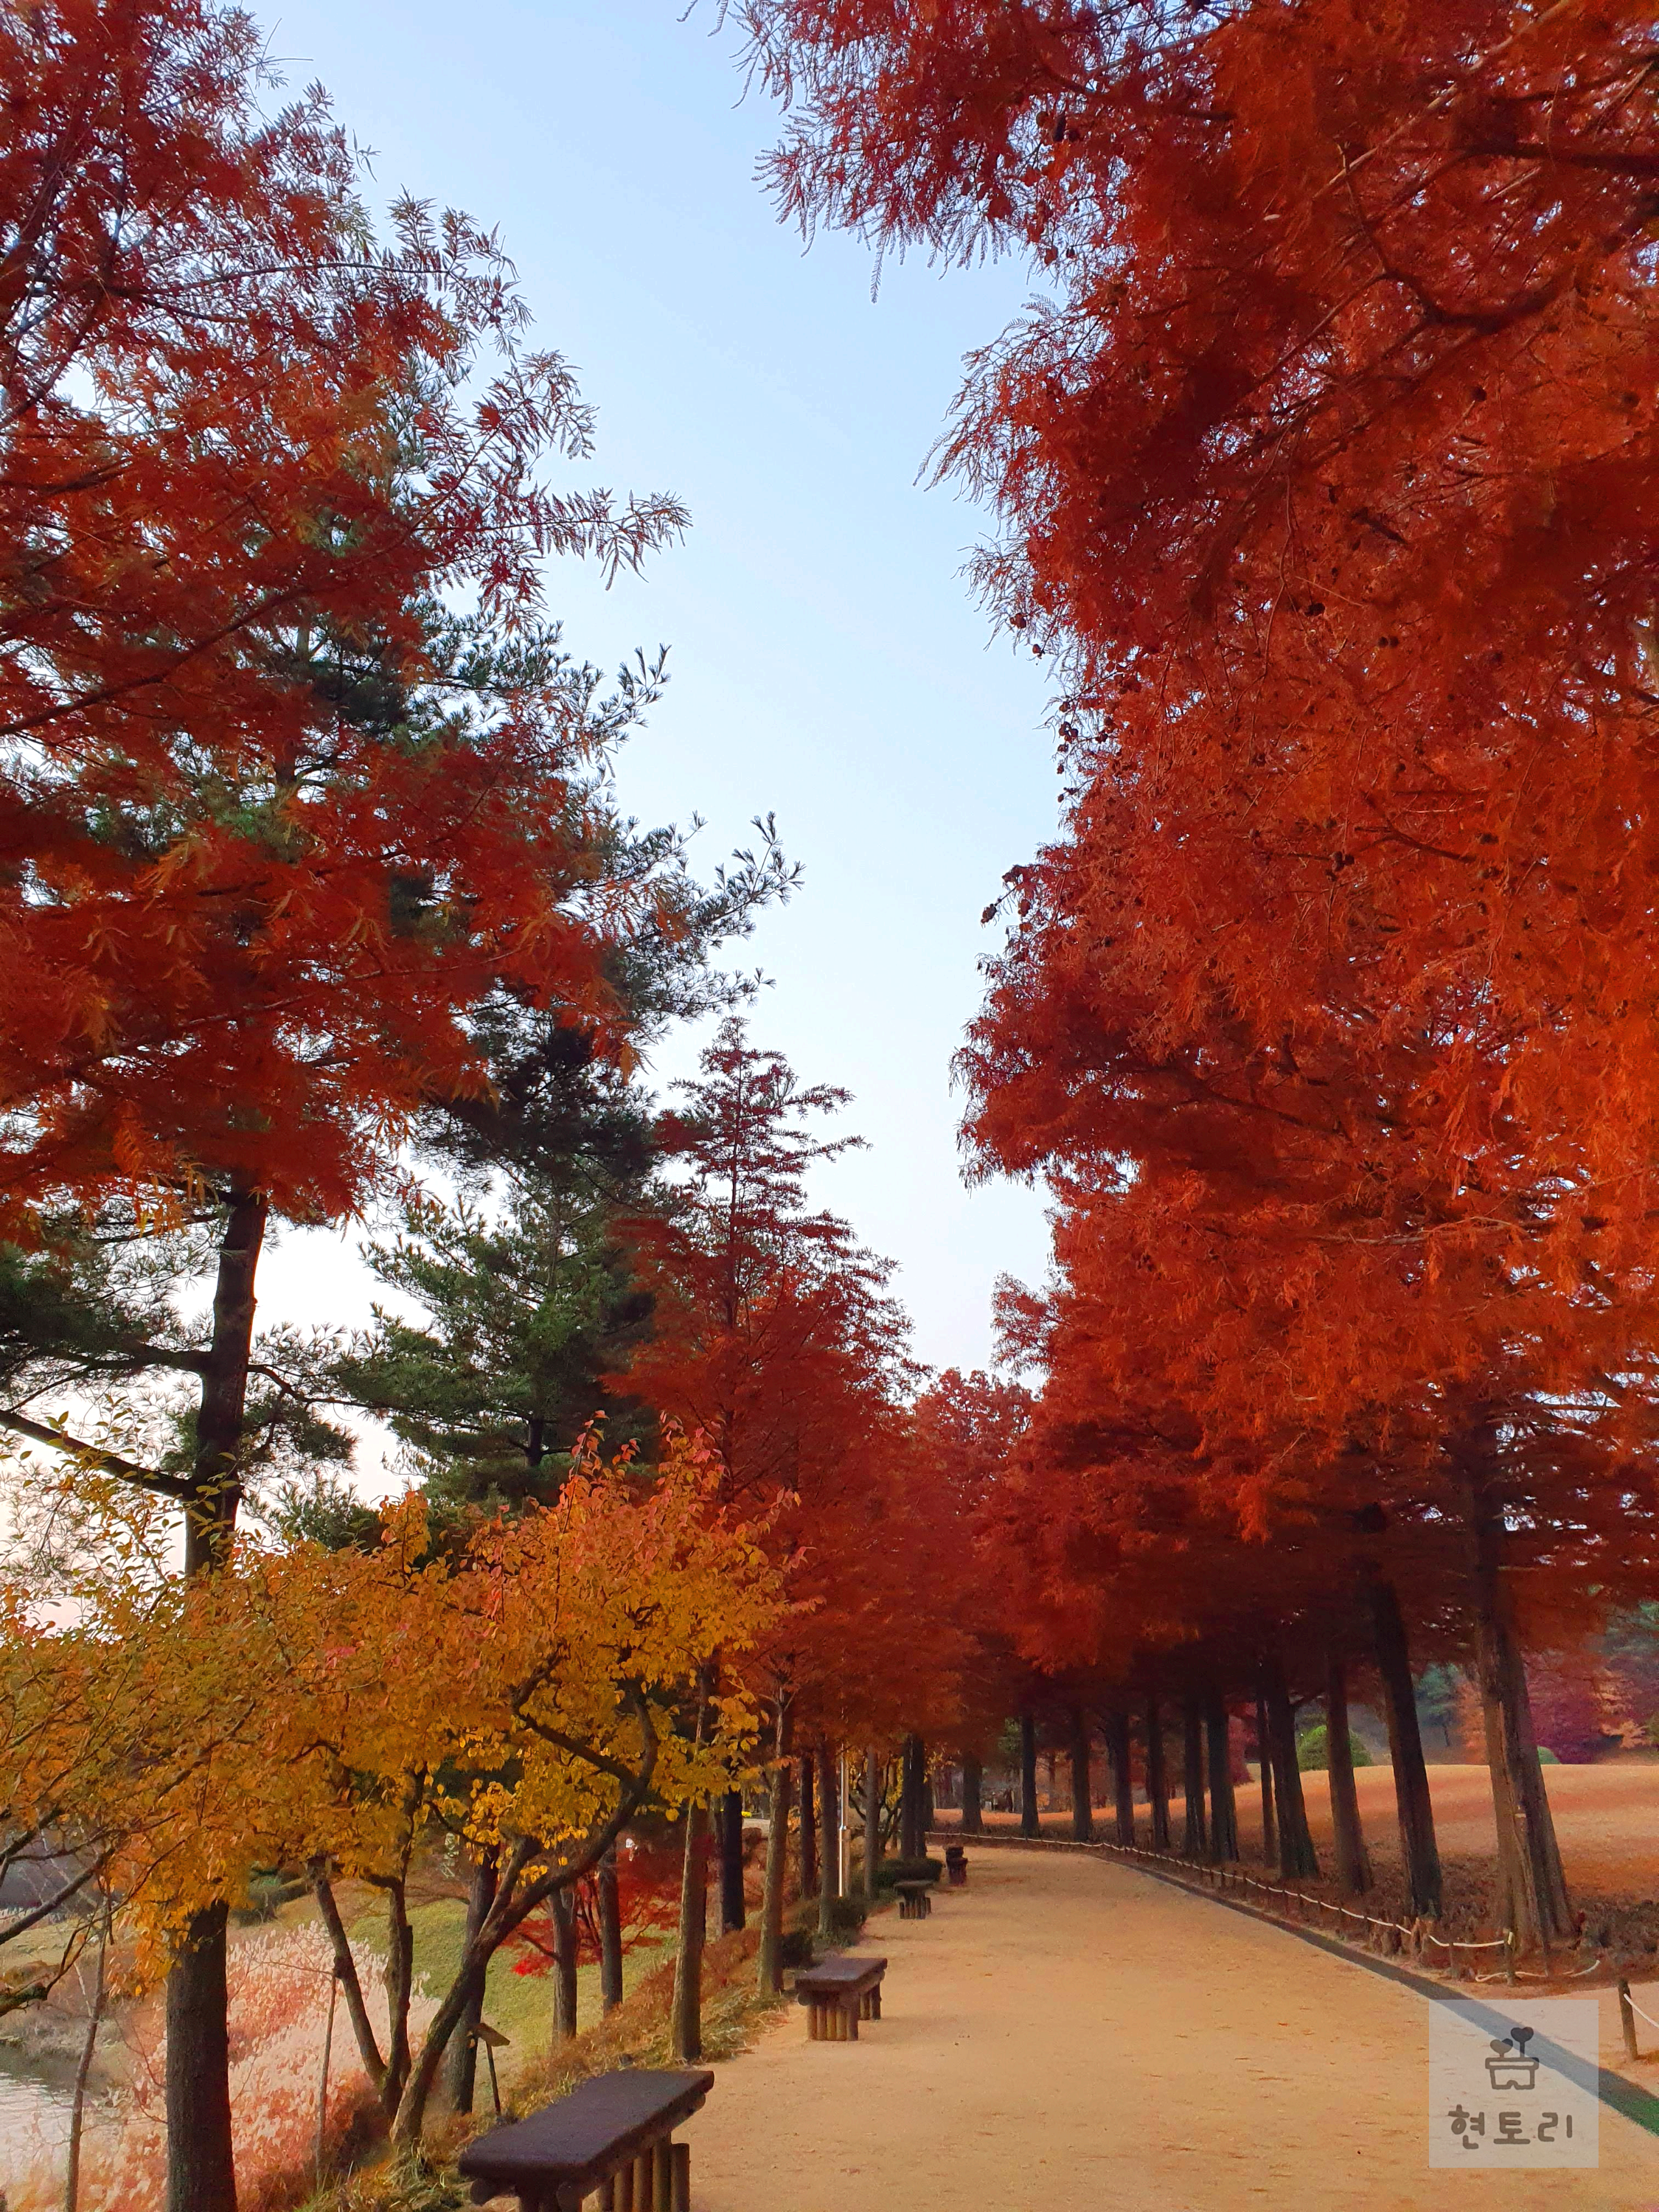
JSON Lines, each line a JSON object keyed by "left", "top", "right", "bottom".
{"left": 254, "top": 0, "right": 1060, "bottom": 1387}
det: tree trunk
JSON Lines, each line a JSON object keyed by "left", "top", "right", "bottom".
{"left": 447, "top": 1851, "right": 498, "bottom": 2112}
{"left": 863, "top": 1748, "right": 882, "bottom": 1898}
{"left": 900, "top": 1735, "right": 925, "bottom": 1860}
{"left": 1263, "top": 1663, "right": 1319, "bottom": 1880}
{"left": 798, "top": 1755, "right": 817, "bottom": 1902}
{"left": 1181, "top": 1697, "right": 1207, "bottom": 1858}
{"left": 1205, "top": 1692, "right": 1239, "bottom": 1862}
{"left": 165, "top": 1903, "right": 236, "bottom": 2212}
{"left": 1326, "top": 1655, "right": 1373, "bottom": 1896}
{"left": 718, "top": 1788, "right": 746, "bottom": 1934}
{"left": 1255, "top": 1688, "right": 1278, "bottom": 1868}
{"left": 1068, "top": 1708, "right": 1094, "bottom": 1842}
{"left": 381, "top": 1882, "right": 415, "bottom": 2115}
{"left": 816, "top": 1745, "right": 841, "bottom": 1935}
{"left": 669, "top": 1802, "right": 708, "bottom": 2063}
{"left": 1145, "top": 1699, "right": 1171, "bottom": 1850}
{"left": 1367, "top": 1574, "right": 1444, "bottom": 1919}
{"left": 597, "top": 1847, "right": 624, "bottom": 2014}
{"left": 64, "top": 1891, "right": 110, "bottom": 2212}
{"left": 1019, "top": 1713, "right": 1040, "bottom": 1837}
{"left": 922, "top": 1761, "right": 934, "bottom": 1838}
{"left": 1467, "top": 1486, "right": 1572, "bottom": 1948}
{"left": 167, "top": 1187, "right": 267, "bottom": 2212}
{"left": 961, "top": 1754, "right": 984, "bottom": 1835}
{"left": 548, "top": 1885, "right": 578, "bottom": 2045}
{"left": 1099, "top": 1709, "right": 1132, "bottom": 1846}
{"left": 757, "top": 1751, "right": 794, "bottom": 1994}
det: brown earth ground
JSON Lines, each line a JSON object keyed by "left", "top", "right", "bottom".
{"left": 680, "top": 1846, "right": 1659, "bottom": 2212}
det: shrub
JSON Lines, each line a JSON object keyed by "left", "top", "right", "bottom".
{"left": 875, "top": 1856, "right": 942, "bottom": 1888}
{"left": 1537, "top": 1747, "right": 1561, "bottom": 1764}
{"left": 820, "top": 1896, "right": 867, "bottom": 1941}
{"left": 1295, "top": 1725, "right": 1373, "bottom": 1772}
{"left": 776, "top": 1928, "right": 815, "bottom": 1971}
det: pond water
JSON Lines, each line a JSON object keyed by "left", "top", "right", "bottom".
{"left": 0, "top": 2042, "right": 94, "bottom": 2188}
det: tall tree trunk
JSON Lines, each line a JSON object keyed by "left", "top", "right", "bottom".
{"left": 165, "top": 1903, "right": 234, "bottom": 2212}
{"left": 1102, "top": 1709, "right": 1133, "bottom": 1846}
{"left": 1145, "top": 1698, "right": 1171, "bottom": 1850}
{"left": 816, "top": 1745, "right": 841, "bottom": 1935}
{"left": 1205, "top": 1692, "right": 1239, "bottom": 1862}
{"left": 597, "top": 1847, "right": 624, "bottom": 2014}
{"left": 1367, "top": 1574, "right": 1444, "bottom": 1919}
{"left": 1068, "top": 1708, "right": 1094, "bottom": 1841}
{"left": 447, "top": 1851, "right": 498, "bottom": 2112}
{"left": 1019, "top": 1713, "right": 1040, "bottom": 1837}
{"left": 757, "top": 1747, "right": 795, "bottom": 1994}
{"left": 167, "top": 1187, "right": 267, "bottom": 2212}
{"left": 922, "top": 1760, "right": 934, "bottom": 1839}
{"left": 863, "top": 1748, "right": 882, "bottom": 1898}
{"left": 1181, "top": 1697, "right": 1207, "bottom": 1858}
{"left": 1263, "top": 1663, "right": 1319, "bottom": 1880}
{"left": 1325, "top": 1655, "right": 1373, "bottom": 1896}
{"left": 961, "top": 1753, "right": 984, "bottom": 1835}
{"left": 1255, "top": 1687, "right": 1278, "bottom": 1868}
{"left": 899, "top": 1734, "right": 922, "bottom": 1860}
{"left": 718, "top": 1788, "right": 746, "bottom": 1934}
{"left": 548, "top": 1885, "right": 579, "bottom": 2046}
{"left": 797, "top": 1755, "right": 817, "bottom": 1902}
{"left": 1467, "top": 1484, "right": 1572, "bottom": 1948}
{"left": 669, "top": 1802, "right": 708, "bottom": 2063}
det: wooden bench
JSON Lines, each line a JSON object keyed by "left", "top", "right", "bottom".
{"left": 945, "top": 1846, "right": 967, "bottom": 1887}
{"left": 895, "top": 1879, "right": 932, "bottom": 1920}
{"left": 457, "top": 2066, "right": 713, "bottom": 2212}
{"left": 794, "top": 1952, "right": 887, "bottom": 2041}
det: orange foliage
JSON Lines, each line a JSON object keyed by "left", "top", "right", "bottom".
{"left": 0, "top": 0, "right": 685, "bottom": 1231}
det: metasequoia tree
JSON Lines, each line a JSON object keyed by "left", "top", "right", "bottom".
{"left": 622, "top": 1019, "right": 914, "bottom": 1499}
{"left": 733, "top": 0, "right": 1659, "bottom": 1953}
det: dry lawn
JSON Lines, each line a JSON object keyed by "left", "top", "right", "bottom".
{"left": 986, "top": 1762, "right": 1659, "bottom": 1945}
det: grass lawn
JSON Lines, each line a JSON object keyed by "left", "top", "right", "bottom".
{"left": 346, "top": 1894, "right": 675, "bottom": 2080}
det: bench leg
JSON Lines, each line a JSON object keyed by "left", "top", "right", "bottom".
{"left": 872, "top": 1983, "right": 882, "bottom": 2019}
{"left": 671, "top": 2143, "right": 691, "bottom": 2212}
{"left": 633, "top": 2152, "right": 653, "bottom": 2211}
{"left": 616, "top": 2163, "right": 633, "bottom": 2212}
{"left": 653, "top": 2138, "right": 673, "bottom": 2212}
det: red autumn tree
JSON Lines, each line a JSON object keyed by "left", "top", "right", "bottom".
{"left": 2, "top": 7, "right": 695, "bottom": 2204}
{"left": 621, "top": 1018, "right": 915, "bottom": 1504}
{"left": 1, "top": 0, "right": 686, "bottom": 1237}
{"left": 736, "top": 0, "right": 1659, "bottom": 1955}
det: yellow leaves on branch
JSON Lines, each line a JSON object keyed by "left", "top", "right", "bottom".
{"left": 0, "top": 1434, "right": 783, "bottom": 1985}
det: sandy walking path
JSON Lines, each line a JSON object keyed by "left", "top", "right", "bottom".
{"left": 681, "top": 1848, "right": 1659, "bottom": 2212}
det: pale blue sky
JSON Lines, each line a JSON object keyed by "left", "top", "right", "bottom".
{"left": 257, "top": 0, "right": 1058, "bottom": 1382}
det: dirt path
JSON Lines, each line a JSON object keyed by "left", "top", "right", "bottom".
{"left": 681, "top": 1848, "right": 1659, "bottom": 2211}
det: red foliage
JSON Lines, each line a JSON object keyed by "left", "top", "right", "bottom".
{"left": 727, "top": 7, "right": 1659, "bottom": 1881}
{"left": 0, "top": 0, "right": 685, "bottom": 1231}
{"left": 507, "top": 1841, "right": 682, "bottom": 1977}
